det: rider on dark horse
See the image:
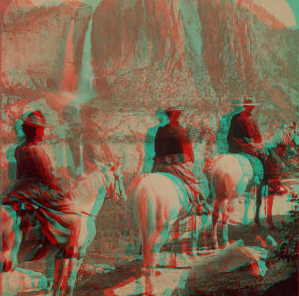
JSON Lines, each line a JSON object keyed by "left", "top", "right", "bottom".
{"left": 216, "top": 98, "right": 244, "bottom": 154}
{"left": 2, "top": 110, "right": 81, "bottom": 265}
{"left": 152, "top": 107, "right": 210, "bottom": 215}
{"left": 227, "top": 96, "right": 286, "bottom": 202}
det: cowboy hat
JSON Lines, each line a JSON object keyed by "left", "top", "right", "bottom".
{"left": 231, "top": 96, "right": 260, "bottom": 106}
{"left": 19, "top": 110, "right": 50, "bottom": 128}
{"left": 229, "top": 98, "right": 242, "bottom": 106}
{"left": 165, "top": 107, "right": 183, "bottom": 115}
{"left": 289, "top": 121, "right": 297, "bottom": 130}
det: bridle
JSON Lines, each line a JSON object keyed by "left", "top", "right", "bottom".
{"left": 95, "top": 161, "right": 126, "bottom": 216}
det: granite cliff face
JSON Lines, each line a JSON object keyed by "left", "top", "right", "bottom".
{"left": 2, "top": 0, "right": 298, "bottom": 115}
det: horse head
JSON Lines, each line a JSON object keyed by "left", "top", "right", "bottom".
{"left": 95, "top": 160, "right": 126, "bottom": 207}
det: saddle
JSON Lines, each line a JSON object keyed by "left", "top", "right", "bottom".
{"left": 233, "top": 153, "right": 264, "bottom": 185}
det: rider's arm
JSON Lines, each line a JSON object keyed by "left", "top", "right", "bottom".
{"left": 181, "top": 129, "right": 194, "bottom": 163}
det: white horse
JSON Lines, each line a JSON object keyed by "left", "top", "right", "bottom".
{"left": 202, "top": 154, "right": 268, "bottom": 249}
{"left": 126, "top": 172, "right": 199, "bottom": 294}
{"left": 0, "top": 162, "right": 124, "bottom": 296}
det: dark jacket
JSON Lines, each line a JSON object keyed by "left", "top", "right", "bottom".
{"left": 227, "top": 112, "right": 262, "bottom": 156}
{"left": 154, "top": 123, "right": 194, "bottom": 164}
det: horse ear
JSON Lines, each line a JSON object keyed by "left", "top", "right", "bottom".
{"left": 108, "top": 161, "right": 120, "bottom": 171}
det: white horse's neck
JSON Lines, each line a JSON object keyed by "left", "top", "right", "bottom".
{"left": 70, "top": 170, "right": 107, "bottom": 217}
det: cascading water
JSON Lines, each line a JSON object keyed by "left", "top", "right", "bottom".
{"left": 54, "top": 17, "right": 77, "bottom": 174}
{"left": 78, "top": 16, "right": 94, "bottom": 95}
{"left": 56, "top": 14, "right": 95, "bottom": 176}
{"left": 77, "top": 16, "right": 94, "bottom": 175}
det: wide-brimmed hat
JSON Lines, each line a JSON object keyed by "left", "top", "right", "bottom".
{"left": 19, "top": 110, "right": 50, "bottom": 128}
{"left": 289, "top": 121, "right": 297, "bottom": 130}
{"left": 165, "top": 107, "right": 183, "bottom": 116}
{"left": 229, "top": 98, "right": 243, "bottom": 106}
{"left": 231, "top": 96, "right": 260, "bottom": 106}
{"left": 155, "top": 108, "right": 166, "bottom": 115}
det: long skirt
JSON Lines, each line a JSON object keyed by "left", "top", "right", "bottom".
{"left": 2, "top": 179, "right": 82, "bottom": 257}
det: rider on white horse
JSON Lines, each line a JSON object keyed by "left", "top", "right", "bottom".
{"left": 152, "top": 107, "right": 210, "bottom": 215}
{"left": 2, "top": 111, "right": 82, "bottom": 266}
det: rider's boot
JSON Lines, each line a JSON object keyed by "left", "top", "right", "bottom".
{"left": 0, "top": 253, "right": 12, "bottom": 272}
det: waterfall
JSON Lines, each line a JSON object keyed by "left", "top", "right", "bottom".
{"left": 78, "top": 17, "right": 94, "bottom": 95}
{"left": 58, "top": 15, "right": 95, "bottom": 176}
{"left": 78, "top": 16, "right": 95, "bottom": 175}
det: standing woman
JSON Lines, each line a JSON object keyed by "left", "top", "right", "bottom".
{"left": 2, "top": 110, "right": 81, "bottom": 268}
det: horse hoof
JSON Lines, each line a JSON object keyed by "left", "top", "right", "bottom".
{"left": 212, "top": 244, "right": 219, "bottom": 250}
{"left": 268, "top": 224, "right": 277, "bottom": 230}
{"left": 199, "top": 245, "right": 208, "bottom": 251}
{"left": 254, "top": 222, "right": 261, "bottom": 228}
{"left": 188, "top": 252, "right": 197, "bottom": 257}
{"left": 221, "top": 243, "right": 229, "bottom": 249}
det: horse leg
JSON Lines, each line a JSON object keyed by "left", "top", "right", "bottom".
{"left": 138, "top": 200, "right": 168, "bottom": 294}
{"left": 243, "top": 191, "right": 251, "bottom": 225}
{"left": 189, "top": 214, "right": 198, "bottom": 256}
{"left": 266, "top": 194, "right": 276, "bottom": 229}
{"left": 221, "top": 200, "right": 237, "bottom": 247}
{"left": 51, "top": 216, "right": 94, "bottom": 296}
{"left": 0, "top": 206, "right": 22, "bottom": 272}
{"left": 254, "top": 182, "right": 264, "bottom": 227}
{"left": 212, "top": 201, "right": 220, "bottom": 249}
{"left": 126, "top": 203, "right": 140, "bottom": 257}
{"left": 52, "top": 257, "right": 84, "bottom": 296}
{"left": 201, "top": 213, "right": 209, "bottom": 249}
{"left": 44, "top": 254, "right": 56, "bottom": 294}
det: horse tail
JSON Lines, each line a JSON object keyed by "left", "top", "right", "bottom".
{"left": 126, "top": 174, "right": 152, "bottom": 252}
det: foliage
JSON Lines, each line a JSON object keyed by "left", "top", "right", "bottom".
{"left": 272, "top": 192, "right": 299, "bottom": 266}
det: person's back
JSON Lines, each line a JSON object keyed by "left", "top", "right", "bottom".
{"left": 15, "top": 142, "right": 55, "bottom": 182}
{"left": 3, "top": 110, "right": 80, "bottom": 256}
{"left": 142, "top": 108, "right": 168, "bottom": 173}
{"left": 154, "top": 123, "right": 194, "bottom": 164}
{"left": 152, "top": 107, "right": 210, "bottom": 215}
{"left": 216, "top": 99, "right": 244, "bottom": 154}
{"left": 226, "top": 97, "right": 265, "bottom": 185}
{"left": 227, "top": 106, "right": 262, "bottom": 156}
